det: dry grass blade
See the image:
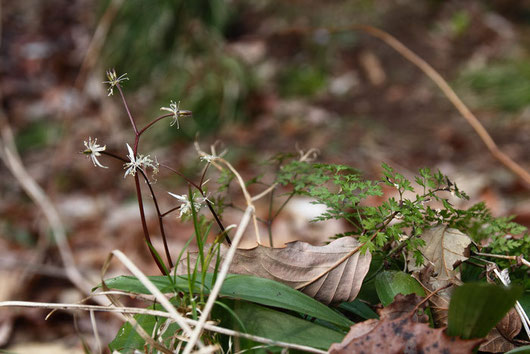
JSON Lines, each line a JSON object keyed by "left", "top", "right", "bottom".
{"left": 183, "top": 206, "right": 254, "bottom": 354}
{"left": 177, "top": 236, "right": 372, "bottom": 304}
{"left": 0, "top": 301, "right": 326, "bottom": 354}
{"left": 281, "top": 24, "right": 530, "bottom": 186}
{"left": 109, "top": 250, "right": 201, "bottom": 348}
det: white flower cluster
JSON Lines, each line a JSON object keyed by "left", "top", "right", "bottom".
{"left": 102, "top": 69, "right": 128, "bottom": 96}
{"left": 123, "top": 143, "right": 159, "bottom": 178}
{"left": 160, "top": 100, "right": 192, "bottom": 129}
{"left": 168, "top": 192, "right": 210, "bottom": 218}
{"left": 83, "top": 137, "right": 107, "bottom": 168}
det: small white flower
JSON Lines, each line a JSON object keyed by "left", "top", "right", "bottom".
{"left": 123, "top": 143, "right": 159, "bottom": 178}
{"left": 83, "top": 137, "right": 108, "bottom": 168}
{"left": 168, "top": 192, "right": 210, "bottom": 218}
{"left": 160, "top": 100, "right": 192, "bottom": 129}
{"left": 200, "top": 150, "right": 227, "bottom": 163}
{"left": 103, "top": 69, "right": 128, "bottom": 96}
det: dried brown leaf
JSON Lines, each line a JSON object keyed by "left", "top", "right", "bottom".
{"left": 479, "top": 308, "right": 522, "bottom": 353}
{"left": 176, "top": 237, "right": 371, "bottom": 304}
{"left": 408, "top": 226, "right": 473, "bottom": 282}
{"left": 378, "top": 293, "right": 429, "bottom": 323}
{"left": 410, "top": 226, "right": 473, "bottom": 327}
{"left": 329, "top": 315, "right": 483, "bottom": 354}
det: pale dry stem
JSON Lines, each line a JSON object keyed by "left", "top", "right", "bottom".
{"left": 0, "top": 300, "right": 326, "bottom": 354}
{"left": 182, "top": 206, "right": 254, "bottom": 354}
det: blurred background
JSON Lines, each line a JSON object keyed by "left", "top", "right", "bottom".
{"left": 1, "top": 0, "right": 530, "bottom": 351}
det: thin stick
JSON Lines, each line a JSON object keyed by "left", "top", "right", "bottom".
{"left": 282, "top": 24, "right": 530, "bottom": 186}
{"left": 110, "top": 250, "right": 202, "bottom": 347}
{"left": 182, "top": 206, "right": 254, "bottom": 354}
{"left": 474, "top": 251, "right": 530, "bottom": 268}
{"left": 0, "top": 125, "right": 100, "bottom": 301}
{"left": 0, "top": 301, "right": 326, "bottom": 354}
{"left": 89, "top": 310, "right": 102, "bottom": 354}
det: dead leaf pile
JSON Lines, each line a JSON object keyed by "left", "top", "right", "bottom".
{"left": 329, "top": 294, "right": 483, "bottom": 354}
{"left": 409, "top": 226, "right": 473, "bottom": 326}
{"left": 176, "top": 237, "right": 372, "bottom": 304}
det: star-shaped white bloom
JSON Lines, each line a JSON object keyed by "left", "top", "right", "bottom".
{"left": 83, "top": 137, "right": 108, "bottom": 168}
{"left": 123, "top": 143, "right": 158, "bottom": 178}
{"left": 200, "top": 149, "right": 227, "bottom": 163}
{"left": 102, "top": 69, "right": 128, "bottom": 96}
{"left": 168, "top": 192, "right": 210, "bottom": 218}
{"left": 160, "top": 100, "right": 192, "bottom": 129}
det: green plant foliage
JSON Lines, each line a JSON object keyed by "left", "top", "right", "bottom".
{"left": 447, "top": 283, "right": 523, "bottom": 339}
{"left": 276, "top": 161, "right": 528, "bottom": 265}
{"left": 230, "top": 301, "right": 345, "bottom": 350}
{"left": 109, "top": 303, "right": 180, "bottom": 352}
{"left": 339, "top": 299, "right": 379, "bottom": 320}
{"left": 459, "top": 58, "right": 530, "bottom": 112}
{"left": 101, "top": 273, "right": 352, "bottom": 328}
{"left": 374, "top": 271, "right": 426, "bottom": 306}
{"left": 278, "top": 64, "right": 328, "bottom": 97}
{"left": 100, "top": 0, "right": 255, "bottom": 135}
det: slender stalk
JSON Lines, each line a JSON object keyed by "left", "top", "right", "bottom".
{"left": 115, "top": 83, "right": 168, "bottom": 275}
{"left": 133, "top": 174, "right": 167, "bottom": 275}
{"left": 117, "top": 84, "right": 138, "bottom": 135}
{"left": 138, "top": 113, "right": 173, "bottom": 136}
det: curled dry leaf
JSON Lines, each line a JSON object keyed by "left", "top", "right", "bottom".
{"left": 409, "top": 226, "right": 473, "bottom": 326}
{"left": 176, "top": 237, "right": 371, "bottom": 304}
{"left": 480, "top": 308, "right": 522, "bottom": 353}
{"left": 329, "top": 294, "right": 483, "bottom": 354}
{"left": 408, "top": 226, "right": 473, "bottom": 282}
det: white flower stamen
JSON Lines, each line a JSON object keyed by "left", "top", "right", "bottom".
{"left": 103, "top": 69, "right": 128, "bottom": 96}
{"left": 160, "top": 100, "right": 192, "bottom": 129}
{"left": 123, "top": 143, "right": 158, "bottom": 178}
{"left": 83, "top": 137, "right": 108, "bottom": 169}
{"left": 168, "top": 192, "right": 210, "bottom": 218}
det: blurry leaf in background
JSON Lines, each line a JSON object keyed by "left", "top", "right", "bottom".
{"left": 99, "top": 0, "right": 256, "bottom": 137}
{"left": 459, "top": 58, "right": 530, "bottom": 113}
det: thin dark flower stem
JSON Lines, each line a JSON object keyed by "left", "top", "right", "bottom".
{"left": 138, "top": 114, "right": 174, "bottom": 136}
{"left": 101, "top": 151, "right": 127, "bottom": 163}
{"left": 161, "top": 163, "right": 231, "bottom": 245}
{"left": 199, "top": 163, "right": 210, "bottom": 188}
{"left": 115, "top": 83, "right": 168, "bottom": 275}
{"left": 161, "top": 205, "right": 182, "bottom": 218}
{"left": 134, "top": 174, "right": 167, "bottom": 275}
{"left": 138, "top": 169, "right": 173, "bottom": 268}
{"left": 117, "top": 84, "right": 138, "bottom": 135}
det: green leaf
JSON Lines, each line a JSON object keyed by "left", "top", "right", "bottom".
{"left": 447, "top": 283, "right": 523, "bottom": 339}
{"left": 109, "top": 303, "right": 179, "bottom": 352}
{"left": 374, "top": 271, "right": 426, "bottom": 306}
{"left": 102, "top": 273, "right": 352, "bottom": 329}
{"left": 232, "top": 301, "right": 345, "bottom": 350}
{"left": 339, "top": 299, "right": 379, "bottom": 320}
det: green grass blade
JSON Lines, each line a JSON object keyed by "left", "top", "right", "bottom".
{"left": 102, "top": 273, "right": 352, "bottom": 329}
